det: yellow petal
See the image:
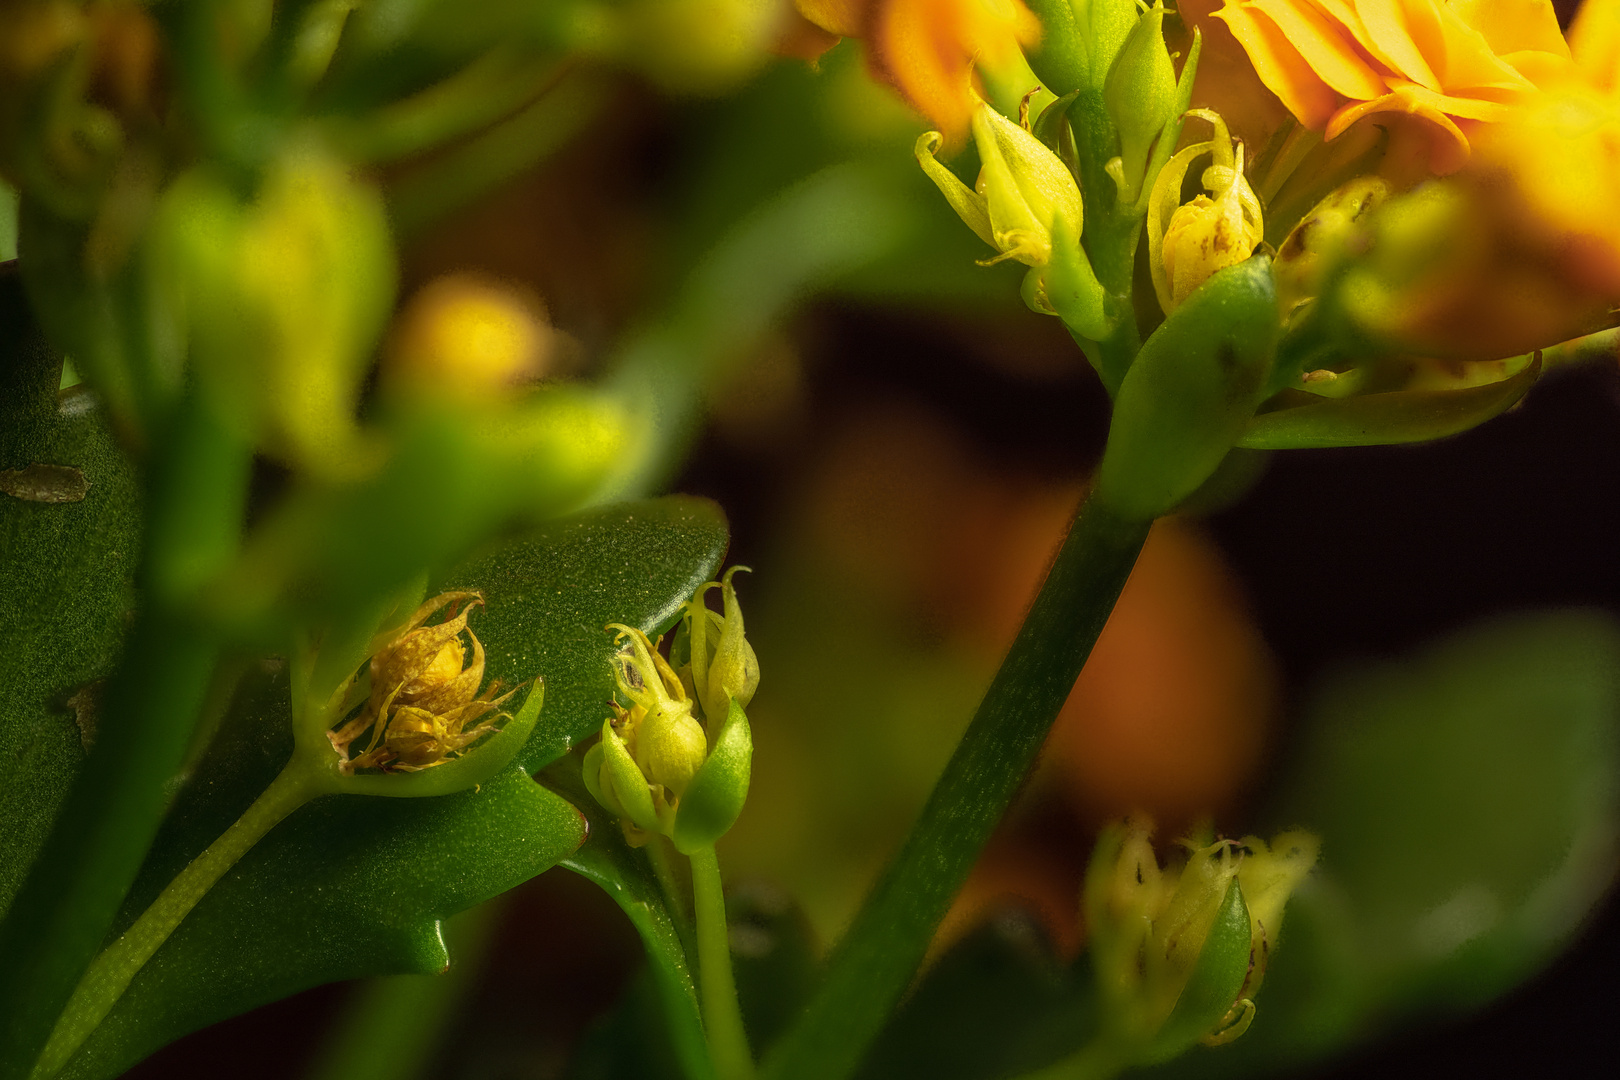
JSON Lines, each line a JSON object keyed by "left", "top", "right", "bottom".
{"left": 796, "top": 0, "right": 866, "bottom": 36}
{"left": 1569, "top": 0, "right": 1620, "bottom": 97}
{"left": 1252, "top": 0, "right": 1388, "bottom": 99}
{"left": 1447, "top": 0, "right": 1569, "bottom": 59}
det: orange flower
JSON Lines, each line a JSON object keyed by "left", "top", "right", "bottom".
{"left": 1212, "top": 0, "right": 1573, "bottom": 172}
{"left": 794, "top": 0, "right": 1040, "bottom": 141}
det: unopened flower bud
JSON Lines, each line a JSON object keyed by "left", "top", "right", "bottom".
{"left": 1024, "top": 0, "right": 1140, "bottom": 96}
{"left": 1103, "top": 1, "right": 1177, "bottom": 203}
{"left": 150, "top": 147, "right": 395, "bottom": 473}
{"left": 917, "top": 100, "right": 1085, "bottom": 270}
{"left": 1148, "top": 111, "right": 1263, "bottom": 315}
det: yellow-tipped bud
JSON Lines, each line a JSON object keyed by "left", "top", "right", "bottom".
{"left": 384, "top": 275, "right": 552, "bottom": 405}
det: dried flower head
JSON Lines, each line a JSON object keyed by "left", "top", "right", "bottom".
{"left": 328, "top": 590, "right": 517, "bottom": 773}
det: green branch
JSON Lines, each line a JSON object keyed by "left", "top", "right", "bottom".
{"left": 760, "top": 497, "right": 1150, "bottom": 1080}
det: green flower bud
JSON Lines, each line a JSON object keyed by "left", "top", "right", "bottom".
{"left": 1094, "top": 254, "right": 1279, "bottom": 521}
{"left": 1103, "top": 2, "right": 1177, "bottom": 205}
{"left": 683, "top": 566, "right": 759, "bottom": 726}
{"left": 916, "top": 101, "right": 1085, "bottom": 271}
{"left": 1024, "top": 0, "right": 1141, "bottom": 96}
{"left": 671, "top": 698, "right": 753, "bottom": 854}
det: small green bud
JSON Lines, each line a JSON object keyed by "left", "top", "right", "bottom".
{"left": 1094, "top": 254, "right": 1279, "bottom": 521}
{"left": 1103, "top": 2, "right": 1177, "bottom": 205}
{"left": 684, "top": 566, "right": 759, "bottom": 726}
{"left": 1024, "top": 0, "right": 1141, "bottom": 95}
{"left": 671, "top": 698, "right": 753, "bottom": 854}
{"left": 609, "top": 624, "right": 708, "bottom": 798}
{"left": 149, "top": 147, "right": 396, "bottom": 474}
{"left": 916, "top": 100, "right": 1085, "bottom": 271}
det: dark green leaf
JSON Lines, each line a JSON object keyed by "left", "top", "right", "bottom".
{"left": 441, "top": 495, "right": 730, "bottom": 772}
{"left": 51, "top": 496, "right": 726, "bottom": 1079}
{"left": 0, "top": 264, "right": 141, "bottom": 922}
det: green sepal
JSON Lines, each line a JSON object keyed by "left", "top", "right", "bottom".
{"left": 1239, "top": 356, "right": 1539, "bottom": 450}
{"left": 1044, "top": 212, "right": 1111, "bottom": 341}
{"left": 1032, "top": 90, "right": 1082, "bottom": 180}
{"left": 599, "top": 719, "right": 661, "bottom": 834}
{"left": 1103, "top": 2, "right": 1176, "bottom": 205}
{"left": 1094, "top": 255, "right": 1280, "bottom": 521}
{"left": 1131, "top": 27, "right": 1202, "bottom": 217}
{"left": 672, "top": 699, "right": 753, "bottom": 854}
{"left": 1024, "top": 0, "right": 1139, "bottom": 96}
{"left": 1141, "top": 876, "right": 1251, "bottom": 1064}
{"left": 334, "top": 679, "right": 545, "bottom": 798}
{"left": 581, "top": 741, "right": 617, "bottom": 816}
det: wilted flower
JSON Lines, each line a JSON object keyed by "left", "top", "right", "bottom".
{"left": 916, "top": 99, "right": 1084, "bottom": 270}
{"left": 328, "top": 591, "right": 519, "bottom": 773}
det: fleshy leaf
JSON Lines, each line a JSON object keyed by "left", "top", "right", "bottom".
{"left": 439, "top": 496, "right": 729, "bottom": 772}
{"left": 0, "top": 265, "right": 141, "bottom": 922}
{"left": 1239, "top": 358, "right": 1539, "bottom": 450}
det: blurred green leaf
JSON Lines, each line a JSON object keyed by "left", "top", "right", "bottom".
{"left": 49, "top": 496, "right": 727, "bottom": 1079}
{"left": 729, "top": 881, "right": 819, "bottom": 1055}
{"left": 858, "top": 912, "right": 1101, "bottom": 1080}
{"left": 0, "top": 266, "right": 140, "bottom": 922}
{"left": 1139, "top": 610, "right": 1620, "bottom": 1079}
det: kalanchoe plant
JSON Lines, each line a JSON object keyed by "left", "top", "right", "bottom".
{"left": 3, "top": 2, "right": 1620, "bottom": 1080}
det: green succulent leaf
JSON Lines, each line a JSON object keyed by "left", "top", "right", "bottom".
{"left": 30, "top": 493, "right": 726, "bottom": 1079}
{"left": 0, "top": 266, "right": 141, "bottom": 922}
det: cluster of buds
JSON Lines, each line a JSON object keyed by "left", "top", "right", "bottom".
{"left": 584, "top": 568, "right": 757, "bottom": 852}
{"left": 1085, "top": 818, "right": 1319, "bottom": 1062}
{"left": 328, "top": 591, "right": 519, "bottom": 773}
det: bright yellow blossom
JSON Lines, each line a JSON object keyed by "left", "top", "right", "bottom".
{"left": 1212, "top": 0, "right": 1573, "bottom": 172}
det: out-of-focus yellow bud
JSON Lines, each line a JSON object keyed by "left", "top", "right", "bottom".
{"left": 150, "top": 146, "right": 395, "bottom": 472}
{"left": 1274, "top": 176, "right": 1389, "bottom": 316}
{"left": 917, "top": 99, "right": 1084, "bottom": 269}
{"left": 384, "top": 274, "right": 553, "bottom": 406}
{"left": 1334, "top": 176, "right": 1618, "bottom": 361}
{"left": 1148, "top": 110, "right": 1263, "bottom": 314}
{"left": 1083, "top": 817, "right": 1318, "bottom": 1063}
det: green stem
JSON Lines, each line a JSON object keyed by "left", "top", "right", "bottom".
{"left": 689, "top": 845, "right": 753, "bottom": 1080}
{"left": 31, "top": 760, "right": 327, "bottom": 1079}
{"left": 760, "top": 497, "right": 1150, "bottom": 1080}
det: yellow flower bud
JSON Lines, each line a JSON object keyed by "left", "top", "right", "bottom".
{"left": 916, "top": 99, "right": 1085, "bottom": 270}
{"left": 684, "top": 566, "right": 759, "bottom": 726}
{"left": 1148, "top": 110, "right": 1263, "bottom": 314}
{"left": 384, "top": 275, "right": 553, "bottom": 406}
{"left": 1274, "top": 176, "right": 1389, "bottom": 316}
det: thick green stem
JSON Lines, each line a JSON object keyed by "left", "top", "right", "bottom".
{"left": 1019, "top": 1038, "right": 1129, "bottom": 1080}
{"left": 690, "top": 845, "right": 753, "bottom": 1080}
{"left": 0, "top": 391, "right": 250, "bottom": 1080}
{"left": 760, "top": 496, "right": 1150, "bottom": 1080}
{"left": 31, "top": 760, "right": 327, "bottom": 1079}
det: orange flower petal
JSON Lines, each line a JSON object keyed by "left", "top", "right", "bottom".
{"left": 1252, "top": 0, "right": 1388, "bottom": 98}
{"left": 795, "top": 0, "right": 866, "bottom": 37}
{"left": 1447, "top": 0, "right": 1569, "bottom": 59}
{"left": 1216, "top": 2, "right": 1343, "bottom": 128}
{"left": 1352, "top": 0, "right": 1442, "bottom": 89}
